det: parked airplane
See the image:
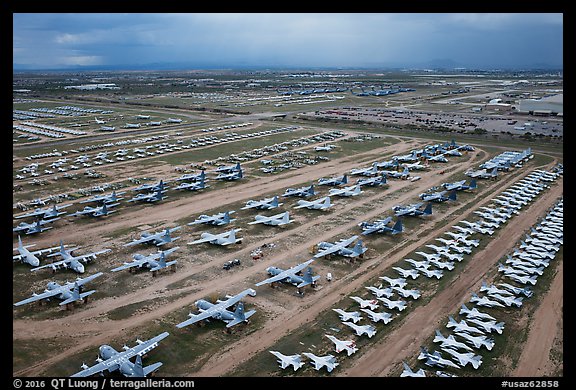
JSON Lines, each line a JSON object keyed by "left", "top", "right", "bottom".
{"left": 392, "top": 266, "right": 420, "bottom": 280}
{"left": 293, "top": 196, "right": 332, "bottom": 211}
{"left": 356, "top": 172, "right": 388, "bottom": 187}
{"left": 325, "top": 334, "right": 358, "bottom": 356}
{"left": 419, "top": 190, "right": 457, "bottom": 203}
{"left": 94, "top": 117, "right": 106, "bottom": 124}
{"left": 486, "top": 293, "right": 524, "bottom": 308}
{"left": 188, "top": 228, "right": 242, "bottom": 246}
{"left": 365, "top": 284, "right": 394, "bottom": 298}
{"left": 382, "top": 167, "right": 410, "bottom": 179}
{"left": 318, "top": 174, "right": 348, "bottom": 186}
{"left": 13, "top": 218, "right": 58, "bottom": 235}
{"left": 418, "top": 347, "right": 461, "bottom": 369}
{"left": 174, "top": 177, "right": 210, "bottom": 191}
{"left": 404, "top": 258, "right": 431, "bottom": 270}
{"left": 332, "top": 308, "right": 363, "bottom": 323}
{"left": 393, "top": 202, "right": 432, "bottom": 217}
{"left": 377, "top": 296, "right": 407, "bottom": 311}
{"left": 454, "top": 331, "right": 495, "bottom": 351}
{"left": 466, "top": 317, "right": 505, "bottom": 334}
{"left": 79, "top": 190, "right": 126, "bottom": 204}
{"left": 403, "top": 161, "right": 428, "bottom": 171}
{"left": 111, "top": 247, "right": 179, "bottom": 274}
{"left": 479, "top": 281, "right": 514, "bottom": 297}
{"left": 350, "top": 162, "right": 380, "bottom": 177}
{"left": 470, "top": 292, "right": 505, "bottom": 308}
{"left": 503, "top": 272, "right": 538, "bottom": 286}
{"left": 350, "top": 296, "right": 379, "bottom": 310}
{"left": 314, "top": 144, "right": 336, "bottom": 152}
{"left": 69, "top": 202, "right": 120, "bottom": 218}
{"left": 14, "top": 272, "right": 103, "bottom": 307}
{"left": 379, "top": 276, "right": 407, "bottom": 288}
{"left": 360, "top": 308, "right": 393, "bottom": 324}
{"left": 214, "top": 162, "right": 241, "bottom": 173}
{"left": 433, "top": 330, "right": 474, "bottom": 352}
{"left": 31, "top": 241, "right": 110, "bottom": 274}
{"left": 123, "top": 226, "right": 182, "bottom": 247}
{"left": 133, "top": 180, "right": 167, "bottom": 193}
{"left": 392, "top": 285, "right": 421, "bottom": 300}
{"left": 302, "top": 353, "right": 339, "bottom": 373}
{"left": 241, "top": 196, "right": 282, "bottom": 211}
{"left": 358, "top": 218, "right": 402, "bottom": 236}
{"left": 255, "top": 258, "right": 319, "bottom": 290}
{"left": 13, "top": 235, "right": 61, "bottom": 267}
{"left": 497, "top": 283, "right": 533, "bottom": 298}
{"left": 465, "top": 167, "right": 498, "bottom": 180}
{"left": 14, "top": 204, "right": 72, "bottom": 220}
{"left": 418, "top": 267, "right": 444, "bottom": 279}
{"left": 126, "top": 189, "right": 166, "bottom": 203}
{"left": 440, "top": 347, "right": 482, "bottom": 369}
{"left": 314, "top": 235, "right": 367, "bottom": 259}
{"left": 269, "top": 351, "right": 304, "bottom": 371}
{"left": 188, "top": 211, "right": 236, "bottom": 226}
{"left": 329, "top": 184, "right": 363, "bottom": 197}
{"left": 176, "top": 288, "right": 256, "bottom": 329}
{"left": 400, "top": 362, "right": 426, "bottom": 377}
{"left": 342, "top": 321, "right": 377, "bottom": 338}
{"left": 282, "top": 184, "right": 315, "bottom": 198}
{"left": 71, "top": 332, "right": 169, "bottom": 377}
{"left": 247, "top": 211, "right": 293, "bottom": 227}
{"left": 446, "top": 317, "right": 485, "bottom": 335}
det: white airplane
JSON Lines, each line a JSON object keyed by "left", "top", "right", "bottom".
{"left": 503, "top": 273, "right": 538, "bottom": 286}
{"left": 459, "top": 304, "right": 496, "bottom": 321}
{"left": 350, "top": 162, "right": 380, "bottom": 177}
{"left": 392, "top": 266, "right": 420, "bottom": 280}
{"left": 69, "top": 202, "right": 120, "bottom": 218}
{"left": 454, "top": 331, "right": 494, "bottom": 351}
{"left": 14, "top": 204, "right": 72, "bottom": 220}
{"left": 446, "top": 317, "right": 485, "bottom": 335}
{"left": 126, "top": 189, "right": 166, "bottom": 203}
{"left": 255, "top": 259, "right": 319, "bottom": 289}
{"left": 214, "top": 162, "right": 241, "bottom": 173}
{"left": 13, "top": 235, "right": 61, "bottom": 267}
{"left": 282, "top": 184, "right": 315, "bottom": 198}
{"left": 293, "top": 196, "right": 332, "bottom": 211}
{"left": 519, "top": 240, "right": 558, "bottom": 255}
{"left": 504, "top": 262, "right": 544, "bottom": 276}
{"left": 365, "top": 284, "right": 394, "bottom": 298}
{"left": 302, "top": 352, "right": 339, "bottom": 373}
{"left": 400, "top": 361, "right": 426, "bottom": 377}
{"left": 360, "top": 308, "right": 393, "bottom": 324}
{"left": 215, "top": 168, "right": 243, "bottom": 181}
{"left": 392, "top": 286, "right": 421, "bottom": 300}
{"left": 328, "top": 184, "right": 363, "bottom": 197}
{"left": 479, "top": 281, "right": 514, "bottom": 296}
{"left": 31, "top": 241, "right": 110, "bottom": 274}
{"left": 404, "top": 258, "right": 431, "bottom": 270}
{"left": 71, "top": 332, "right": 170, "bottom": 378}
{"left": 332, "top": 308, "right": 363, "bottom": 324}
{"left": 509, "top": 252, "right": 549, "bottom": 267}
{"left": 433, "top": 330, "right": 474, "bottom": 352}
{"left": 465, "top": 167, "right": 498, "bottom": 180}
{"left": 470, "top": 292, "right": 505, "bottom": 308}
{"left": 350, "top": 296, "right": 379, "bottom": 310}
{"left": 79, "top": 190, "right": 126, "bottom": 204}
{"left": 497, "top": 263, "right": 531, "bottom": 277}
{"left": 111, "top": 247, "right": 179, "bottom": 274}
{"left": 442, "top": 179, "right": 477, "bottom": 192}
{"left": 418, "top": 347, "right": 461, "bottom": 369}
{"left": 426, "top": 243, "right": 470, "bottom": 256}
{"left": 487, "top": 293, "right": 524, "bottom": 308}
{"left": 440, "top": 347, "right": 482, "bottom": 369}
{"left": 247, "top": 211, "right": 293, "bottom": 227}
{"left": 403, "top": 161, "right": 428, "bottom": 171}
{"left": 174, "top": 178, "right": 210, "bottom": 191}
{"left": 133, "top": 180, "right": 167, "bottom": 193}
{"left": 379, "top": 276, "right": 407, "bottom": 288}
{"left": 342, "top": 321, "right": 377, "bottom": 338}
{"left": 427, "top": 153, "right": 448, "bottom": 163}
{"left": 393, "top": 202, "right": 432, "bottom": 217}
{"left": 497, "top": 283, "right": 533, "bottom": 298}
{"left": 525, "top": 234, "right": 562, "bottom": 249}
{"left": 466, "top": 317, "right": 505, "bottom": 334}
{"left": 414, "top": 250, "right": 441, "bottom": 262}
{"left": 176, "top": 288, "right": 257, "bottom": 329}
{"left": 14, "top": 272, "right": 103, "bottom": 307}
{"left": 417, "top": 267, "right": 444, "bottom": 279}
{"left": 175, "top": 171, "right": 206, "bottom": 182}
{"left": 241, "top": 196, "right": 283, "bottom": 210}
{"left": 94, "top": 117, "right": 106, "bottom": 124}
{"left": 377, "top": 296, "right": 407, "bottom": 311}
{"left": 318, "top": 174, "right": 348, "bottom": 186}
{"left": 358, "top": 218, "right": 402, "bottom": 236}
{"left": 187, "top": 211, "right": 236, "bottom": 226}
{"left": 459, "top": 220, "right": 494, "bottom": 235}
{"left": 123, "top": 227, "right": 182, "bottom": 247}
{"left": 314, "top": 235, "right": 366, "bottom": 259}
{"left": 314, "top": 144, "right": 336, "bottom": 152}
{"left": 325, "top": 334, "right": 358, "bottom": 356}
{"left": 188, "top": 229, "right": 242, "bottom": 246}
{"left": 13, "top": 219, "right": 58, "bottom": 235}
{"left": 269, "top": 351, "right": 304, "bottom": 371}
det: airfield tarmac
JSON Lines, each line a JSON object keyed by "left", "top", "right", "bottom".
{"left": 12, "top": 125, "right": 563, "bottom": 377}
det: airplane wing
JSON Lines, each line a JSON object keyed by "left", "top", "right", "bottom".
{"left": 111, "top": 258, "right": 147, "bottom": 272}
{"left": 314, "top": 235, "right": 358, "bottom": 258}
{"left": 124, "top": 234, "right": 157, "bottom": 247}
{"left": 71, "top": 332, "right": 170, "bottom": 377}
{"left": 73, "top": 248, "right": 111, "bottom": 263}
{"left": 75, "top": 272, "right": 104, "bottom": 286}
{"left": 30, "top": 259, "right": 69, "bottom": 272}
{"left": 255, "top": 259, "right": 315, "bottom": 286}
{"left": 187, "top": 234, "right": 216, "bottom": 245}
{"left": 14, "top": 286, "right": 65, "bottom": 306}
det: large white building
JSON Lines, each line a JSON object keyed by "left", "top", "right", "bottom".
{"left": 516, "top": 94, "right": 563, "bottom": 116}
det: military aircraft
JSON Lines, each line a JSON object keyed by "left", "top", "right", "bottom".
{"left": 302, "top": 353, "right": 339, "bottom": 373}
{"left": 395, "top": 150, "right": 419, "bottom": 163}
{"left": 282, "top": 184, "right": 315, "bottom": 198}
{"left": 123, "top": 227, "right": 182, "bottom": 247}
{"left": 325, "top": 334, "right": 358, "bottom": 356}
{"left": 486, "top": 292, "right": 524, "bottom": 308}
{"left": 13, "top": 218, "right": 59, "bottom": 235}
{"left": 314, "top": 235, "right": 366, "bottom": 259}
{"left": 418, "top": 347, "right": 461, "bottom": 370}
{"left": 356, "top": 172, "right": 388, "bottom": 187}
{"left": 111, "top": 247, "right": 179, "bottom": 274}
{"left": 480, "top": 281, "right": 515, "bottom": 296}
{"left": 393, "top": 286, "right": 421, "bottom": 299}
{"left": 175, "top": 170, "right": 206, "bottom": 182}
{"left": 255, "top": 258, "right": 319, "bottom": 291}
{"left": 269, "top": 351, "right": 304, "bottom": 371}
{"left": 466, "top": 317, "right": 505, "bottom": 334}
{"left": 415, "top": 253, "right": 455, "bottom": 271}
{"left": 360, "top": 308, "right": 393, "bottom": 324}
{"left": 328, "top": 184, "right": 363, "bottom": 197}
{"left": 314, "top": 144, "right": 336, "bottom": 152}
{"left": 176, "top": 288, "right": 256, "bottom": 329}
{"left": 14, "top": 204, "right": 72, "bottom": 220}
{"left": 174, "top": 177, "right": 210, "bottom": 191}
{"left": 433, "top": 330, "right": 474, "bottom": 352}
{"left": 470, "top": 292, "right": 506, "bottom": 308}
{"left": 376, "top": 296, "right": 407, "bottom": 311}
{"left": 375, "top": 158, "right": 399, "bottom": 169}
{"left": 350, "top": 162, "right": 380, "bottom": 177}
{"left": 215, "top": 167, "right": 243, "bottom": 181}
{"left": 419, "top": 190, "right": 457, "bottom": 203}
{"left": 459, "top": 304, "right": 496, "bottom": 321}
{"left": 188, "top": 228, "right": 242, "bottom": 246}
{"left": 379, "top": 276, "right": 407, "bottom": 288}
{"left": 247, "top": 211, "right": 293, "bottom": 227}
{"left": 79, "top": 190, "right": 126, "bottom": 204}
{"left": 70, "top": 332, "right": 170, "bottom": 377}
{"left": 69, "top": 202, "right": 120, "bottom": 218}
{"left": 126, "top": 189, "right": 166, "bottom": 203}
{"left": 14, "top": 272, "right": 103, "bottom": 307}
{"left": 187, "top": 211, "right": 236, "bottom": 226}
{"left": 441, "top": 179, "right": 477, "bottom": 192}
{"left": 241, "top": 195, "right": 283, "bottom": 210}
{"left": 497, "top": 283, "right": 533, "bottom": 298}
{"left": 293, "top": 196, "right": 332, "bottom": 211}
{"left": 214, "top": 162, "right": 241, "bottom": 173}
{"left": 133, "top": 180, "right": 167, "bottom": 193}
{"left": 13, "top": 235, "right": 62, "bottom": 267}
{"left": 417, "top": 267, "right": 444, "bottom": 280}
{"left": 400, "top": 362, "right": 426, "bottom": 377}
{"left": 440, "top": 347, "right": 482, "bottom": 369}
{"left": 365, "top": 284, "right": 394, "bottom": 298}
{"left": 454, "top": 331, "right": 494, "bottom": 351}
{"left": 342, "top": 321, "right": 377, "bottom": 338}
{"left": 332, "top": 308, "right": 363, "bottom": 323}
{"left": 459, "top": 220, "right": 494, "bottom": 235}
{"left": 393, "top": 202, "right": 432, "bottom": 217}
{"left": 318, "top": 174, "right": 348, "bottom": 186}
{"left": 350, "top": 296, "right": 379, "bottom": 310}
{"left": 392, "top": 266, "right": 420, "bottom": 280}
{"left": 446, "top": 316, "right": 485, "bottom": 335}
{"left": 465, "top": 167, "right": 498, "bottom": 179}
{"left": 404, "top": 258, "right": 431, "bottom": 270}
{"left": 31, "top": 241, "right": 110, "bottom": 274}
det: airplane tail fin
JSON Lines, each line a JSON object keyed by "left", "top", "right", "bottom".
{"left": 342, "top": 174, "right": 348, "bottom": 184}
{"left": 299, "top": 267, "right": 320, "bottom": 287}
{"left": 447, "top": 316, "right": 458, "bottom": 328}
{"left": 323, "top": 197, "right": 331, "bottom": 208}
{"left": 281, "top": 212, "right": 290, "bottom": 224}
{"left": 422, "top": 203, "right": 433, "bottom": 215}
{"left": 460, "top": 304, "right": 470, "bottom": 314}
{"left": 448, "top": 190, "right": 457, "bottom": 201}
{"left": 353, "top": 185, "right": 361, "bottom": 195}
{"left": 469, "top": 179, "right": 477, "bottom": 189}
{"left": 223, "top": 212, "right": 231, "bottom": 224}
{"left": 237, "top": 169, "right": 243, "bottom": 179}
{"left": 392, "top": 219, "right": 403, "bottom": 234}
{"left": 352, "top": 240, "right": 365, "bottom": 256}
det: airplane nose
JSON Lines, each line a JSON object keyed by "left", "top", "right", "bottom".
{"left": 77, "top": 264, "right": 85, "bottom": 273}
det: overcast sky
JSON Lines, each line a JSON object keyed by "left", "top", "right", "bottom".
{"left": 13, "top": 13, "right": 563, "bottom": 70}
